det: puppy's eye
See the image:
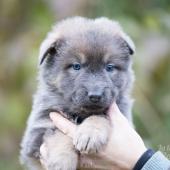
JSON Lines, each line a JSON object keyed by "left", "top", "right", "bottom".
{"left": 72, "top": 63, "right": 81, "bottom": 70}
{"left": 105, "top": 64, "right": 116, "bottom": 72}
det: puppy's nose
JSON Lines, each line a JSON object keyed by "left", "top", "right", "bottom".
{"left": 88, "top": 93, "right": 102, "bottom": 103}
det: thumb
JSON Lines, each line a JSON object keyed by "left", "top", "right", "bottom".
{"left": 50, "top": 112, "right": 76, "bottom": 138}
{"left": 107, "top": 102, "right": 128, "bottom": 124}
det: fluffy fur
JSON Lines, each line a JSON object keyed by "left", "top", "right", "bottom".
{"left": 20, "top": 16, "right": 135, "bottom": 170}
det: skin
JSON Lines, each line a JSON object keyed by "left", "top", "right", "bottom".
{"left": 40, "top": 102, "right": 147, "bottom": 170}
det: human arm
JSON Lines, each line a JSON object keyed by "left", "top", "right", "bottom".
{"left": 41, "top": 103, "right": 170, "bottom": 170}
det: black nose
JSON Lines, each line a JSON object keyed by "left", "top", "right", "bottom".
{"left": 88, "top": 93, "right": 102, "bottom": 103}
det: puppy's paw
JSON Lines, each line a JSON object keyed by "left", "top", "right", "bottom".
{"left": 47, "top": 154, "right": 77, "bottom": 170}
{"left": 41, "top": 130, "right": 78, "bottom": 170}
{"left": 73, "top": 116, "right": 110, "bottom": 154}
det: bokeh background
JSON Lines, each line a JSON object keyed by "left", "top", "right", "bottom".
{"left": 0, "top": 0, "right": 170, "bottom": 169}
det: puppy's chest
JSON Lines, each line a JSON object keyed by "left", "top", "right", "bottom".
{"left": 62, "top": 110, "right": 107, "bottom": 125}
{"left": 41, "top": 108, "right": 104, "bottom": 125}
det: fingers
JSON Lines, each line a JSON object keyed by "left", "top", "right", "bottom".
{"left": 50, "top": 112, "right": 76, "bottom": 138}
{"left": 40, "top": 143, "right": 47, "bottom": 157}
{"left": 40, "top": 143, "right": 48, "bottom": 169}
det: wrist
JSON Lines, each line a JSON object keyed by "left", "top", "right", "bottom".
{"left": 133, "top": 149, "right": 155, "bottom": 170}
{"left": 123, "top": 145, "right": 147, "bottom": 170}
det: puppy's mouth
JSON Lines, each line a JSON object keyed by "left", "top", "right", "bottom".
{"left": 81, "top": 105, "right": 105, "bottom": 112}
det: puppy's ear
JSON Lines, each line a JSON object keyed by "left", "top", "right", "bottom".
{"left": 39, "top": 39, "right": 64, "bottom": 65}
{"left": 39, "top": 42, "right": 56, "bottom": 65}
{"left": 125, "top": 41, "right": 134, "bottom": 55}
{"left": 120, "top": 33, "right": 135, "bottom": 55}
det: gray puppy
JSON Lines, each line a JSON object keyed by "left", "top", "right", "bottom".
{"left": 20, "top": 17, "right": 135, "bottom": 170}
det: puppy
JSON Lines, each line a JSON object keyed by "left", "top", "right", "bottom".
{"left": 20, "top": 17, "right": 135, "bottom": 170}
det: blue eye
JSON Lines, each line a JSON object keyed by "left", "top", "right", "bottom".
{"left": 72, "top": 63, "right": 81, "bottom": 70}
{"left": 106, "top": 64, "right": 115, "bottom": 72}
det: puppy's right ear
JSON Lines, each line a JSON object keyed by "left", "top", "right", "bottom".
{"left": 39, "top": 39, "right": 64, "bottom": 65}
{"left": 39, "top": 42, "right": 56, "bottom": 65}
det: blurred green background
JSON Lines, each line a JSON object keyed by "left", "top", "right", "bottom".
{"left": 0, "top": 0, "right": 170, "bottom": 169}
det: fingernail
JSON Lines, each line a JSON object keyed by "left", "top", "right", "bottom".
{"left": 108, "top": 102, "right": 115, "bottom": 112}
{"left": 49, "top": 112, "right": 56, "bottom": 119}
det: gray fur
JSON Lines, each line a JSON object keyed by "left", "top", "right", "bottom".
{"left": 20, "top": 17, "right": 135, "bottom": 170}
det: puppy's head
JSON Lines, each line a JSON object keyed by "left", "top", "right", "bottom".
{"left": 39, "top": 17, "right": 135, "bottom": 115}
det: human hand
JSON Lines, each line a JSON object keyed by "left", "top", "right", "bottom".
{"left": 40, "top": 103, "right": 147, "bottom": 170}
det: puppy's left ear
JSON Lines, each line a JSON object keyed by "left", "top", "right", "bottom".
{"left": 121, "top": 33, "right": 135, "bottom": 55}
{"left": 126, "top": 42, "right": 134, "bottom": 55}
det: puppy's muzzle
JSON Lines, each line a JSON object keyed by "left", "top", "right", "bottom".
{"left": 88, "top": 91, "right": 102, "bottom": 103}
